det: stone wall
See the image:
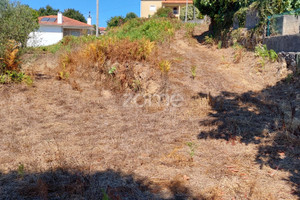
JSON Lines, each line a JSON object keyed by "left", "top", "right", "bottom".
{"left": 278, "top": 52, "right": 300, "bottom": 68}
{"left": 264, "top": 34, "right": 300, "bottom": 52}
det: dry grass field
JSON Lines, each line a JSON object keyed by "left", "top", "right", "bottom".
{"left": 0, "top": 24, "right": 299, "bottom": 199}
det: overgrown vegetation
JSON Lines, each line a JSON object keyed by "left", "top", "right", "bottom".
{"left": 0, "top": 0, "right": 37, "bottom": 85}
{"left": 108, "top": 18, "right": 181, "bottom": 42}
{"left": 153, "top": 7, "right": 175, "bottom": 18}
{"left": 195, "top": 0, "right": 300, "bottom": 34}
{"left": 255, "top": 44, "right": 278, "bottom": 62}
{"left": 107, "top": 12, "right": 138, "bottom": 28}
{"left": 54, "top": 17, "right": 192, "bottom": 92}
{"left": 179, "top": 5, "right": 201, "bottom": 21}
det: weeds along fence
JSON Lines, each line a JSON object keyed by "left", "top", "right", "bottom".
{"left": 267, "top": 9, "right": 300, "bottom": 37}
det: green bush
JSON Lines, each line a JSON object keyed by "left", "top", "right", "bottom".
{"left": 180, "top": 5, "right": 201, "bottom": 21}
{"left": 204, "top": 35, "right": 214, "bottom": 45}
{"left": 108, "top": 18, "right": 181, "bottom": 42}
{"left": 154, "top": 7, "right": 174, "bottom": 18}
{"left": 107, "top": 16, "right": 125, "bottom": 28}
{"left": 255, "top": 44, "right": 278, "bottom": 62}
{"left": 125, "top": 12, "right": 138, "bottom": 21}
{"left": 0, "top": 1, "right": 39, "bottom": 48}
{"left": 0, "top": 70, "right": 32, "bottom": 85}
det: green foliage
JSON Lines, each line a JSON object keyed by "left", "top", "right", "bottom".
{"left": 0, "top": 70, "right": 32, "bottom": 85}
{"left": 107, "top": 16, "right": 125, "bottom": 28}
{"left": 125, "top": 12, "right": 138, "bottom": 21}
{"left": 38, "top": 5, "right": 59, "bottom": 16}
{"left": 234, "top": 7, "right": 249, "bottom": 27}
{"left": 218, "top": 41, "right": 222, "bottom": 49}
{"left": 101, "top": 189, "right": 110, "bottom": 200}
{"left": 255, "top": 44, "right": 278, "bottom": 62}
{"left": 38, "top": 6, "right": 88, "bottom": 23}
{"left": 154, "top": 7, "right": 174, "bottom": 18}
{"left": 40, "top": 35, "right": 98, "bottom": 53}
{"left": 191, "top": 65, "right": 197, "bottom": 79}
{"left": 108, "top": 18, "right": 181, "bottom": 42}
{"left": 194, "top": 0, "right": 253, "bottom": 32}
{"left": 0, "top": 1, "right": 39, "bottom": 48}
{"left": 180, "top": 5, "right": 201, "bottom": 21}
{"left": 63, "top": 8, "right": 87, "bottom": 23}
{"left": 108, "top": 66, "right": 117, "bottom": 75}
{"left": 18, "top": 163, "right": 25, "bottom": 179}
{"left": 194, "top": 0, "right": 300, "bottom": 34}
{"left": 204, "top": 35, "right": 214, "bottom": 45}
{"left": 107, "top": 12, "right": 139, "bottom": 28}
{"left": 186, "top": 142, "right": 196, "bottom": 160}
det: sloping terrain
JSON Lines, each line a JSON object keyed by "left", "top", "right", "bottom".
{"left": 0, "top": 24, "right": 299, "bottom": 199}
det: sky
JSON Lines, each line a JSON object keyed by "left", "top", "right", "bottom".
{"left": 19, "top": 0, "right": 140, "bottom": 27}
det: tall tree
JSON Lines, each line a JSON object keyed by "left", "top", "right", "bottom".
{"left": 63, "top": 8, "right": 87, "bottom": 23}
{"left": 0, "top": 1, "right": 39, "bottom": 48}
{"left": 38, "top": 5, "right": 59, "bottom": 16}
{"left": 125, "top": 12, "right": 138, "bottom": 21}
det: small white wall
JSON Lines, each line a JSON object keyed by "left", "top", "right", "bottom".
{"left": 27, "top": 26, "right": 63, "bottom": 47}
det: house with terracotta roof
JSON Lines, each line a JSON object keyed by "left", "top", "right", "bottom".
{"left": 27, "top": 12, "right": 94, "bottom": 47}
{"left": 140, "top": 0, "right": 193, "bottom": 18}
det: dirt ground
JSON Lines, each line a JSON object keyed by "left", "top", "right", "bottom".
{"left": 0, "top": 25, "right": 299, "bottom": 200}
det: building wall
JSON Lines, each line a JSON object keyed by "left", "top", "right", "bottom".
{"left": 27, "top": 26, "right": 63, "bottom": 47}
{"left": 282, "top": 15, "right": 300, "bottom": 35}
{"left": 141, "top": 0, "right": 162, "bottom": 18}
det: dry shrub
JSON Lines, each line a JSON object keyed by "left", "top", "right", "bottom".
{"left": 57, "top": 37, "right": 155, "bottom": 91}
{"left": 1, "top": 40, "right": 20, "bottom": 71}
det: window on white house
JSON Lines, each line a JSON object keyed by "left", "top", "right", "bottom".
{"left": 150, "top": 5, "right": 156, "bottom": 11}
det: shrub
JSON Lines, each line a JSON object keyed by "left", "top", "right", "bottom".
{"left": 107, "top": 16, "right": 125, "bottom": 28}
{"left": 0, "top": 1, "right": 39, "bottom": 48}
{"left": 154, "top": 7, "right": 174, "bottom": 18}
{"left": 233, "top": 43, "right": 244, "bottom": 63}
{"left": 159, "top": 60, "right": 171, "bottom": 74}
{"left": 0, "top": 70, "right": 32, "bottom": 85}
{"left": 1, "top": 40, "right": 20, "bottom": 72}
{"left": 108, "top": 18, "right": 181, "bottom": 42}
{"left": 57, "top": 36, "right": 156, "bottom": 91}
{"left": 125, "top": 12, "right": 138, "bottom": 21}
{"left": 255, "top": 44, "right": 278, "bottom": 62}
{"left": 204, "top": 35, "right": 214, "bottom": 46}
{"left": 191, "top": 65, "right": 197, "bottom": 79}
{"left": 180, "top": 5, "right": 201, "bottom": 21}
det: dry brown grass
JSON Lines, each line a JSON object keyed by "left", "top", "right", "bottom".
{"left": 0, "top": 25, "right": 298, "bottom": 200}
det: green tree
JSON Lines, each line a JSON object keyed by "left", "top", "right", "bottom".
{"left": 63, "top": 8, "right": 87, "bottom": 23}
{"left": 154, "top": 7, "right": 175, "bottom": 18}
{"left": 38, "top": 5, "right": 59, "bottom": 16}
{"left": 194, "top": 0, "right": 300, "bottom": 32}
{"left": 0, "top": 1, "right": 39, "bottom": 48}
{"left": 125, "top": 12, "right": 138, "bottom": 21}
{"left": 107, "top": 16, "right": 124, "bottom": 28}
{"left": 180, "top": 5, "right": 201, "bottom": 21}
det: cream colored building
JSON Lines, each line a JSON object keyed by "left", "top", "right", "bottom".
{"left": 141, "top": 0, "right": 193, "bottom": 18}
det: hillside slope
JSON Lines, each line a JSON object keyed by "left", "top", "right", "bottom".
{"left": 0, "top": 24, "right": 299, "bottom": 199}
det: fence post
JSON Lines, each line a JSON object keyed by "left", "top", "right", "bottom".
{"left": 267, "top": 16, "right": 271, "bottom": 37}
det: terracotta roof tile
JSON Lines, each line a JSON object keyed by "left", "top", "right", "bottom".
{"left": 38, "top": 15, "right": 93, "bottom": 28}
{"left": 162, "top": 0, "right": 193, "bottom": 4}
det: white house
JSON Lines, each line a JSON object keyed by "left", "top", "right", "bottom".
{"left": 27, "top": 12, "right": 94, "bottom": 47}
